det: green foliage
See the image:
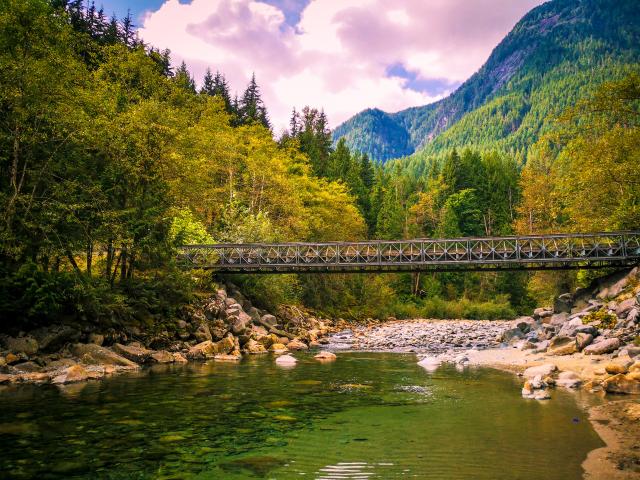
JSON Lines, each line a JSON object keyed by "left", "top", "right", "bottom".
{"left": 582, "top": 309, "right": 618, "bottom": 329}
{"left": 391, "top": 296, "right": 515, "bottom": 321}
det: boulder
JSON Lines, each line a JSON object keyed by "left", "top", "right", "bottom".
{"left": 556, "top": 371, "right": 581, "bottom": 388}
{"left": 172, "top": 352, "right": 188, "bottom": 363}
{"left": 112, "top": 343, "right": 153, "bottom": 363}
{"left": 514, "top": 317, "right": 537, "bottom": 333}
{"left": 314, "top": 351, "right": 337, "bottom": 362}
{"left": 243, "top": 339, "right": 267, "bottom": 354}
{"left": 71, "top": 343, "right": 138, "bottom": 367}
{"left": 554, "top": 293, "right": 574, "bottom": 314}
{"left": 34, "top": 326, "right": 80, "bottom": 353}
{"left": 523, "top": 363, "right": 557, "bottom": 379}
{"left": 533, "top": 307, "right": 553, "bottom": 319}
{"left": 605, "top": 357, "right": 633, "bottom": 374}
{"left": 215, "top": 336, "right": 236, "bottom": 355}
{"left": 275, "top": 354, "right": 297, "bottom": 366}
{"left": 558, "top": 318, "right": 584, "bottom": 337}
{"left": 547, "top": 336, "right": 577, "bottom": 356}
{"left": 52, "top": 364, "right": 89, "bottom": 384}
{"left": 258, "top": 334, "right": 279, "bottom": 349}
{"left": 247, "top": 307, "right": 261, "bottom": 323}
{"left": 501, "top": 328, "right": 524, "bottom": 343}
{"left": 603, "top": 373, "right": 640, "bottom": 394}
{"left": 597, "top": 267, "right": 637, "bottom": 299}
{"left": 548, "top": 313, "right": 569, "bottom": 326}
{"left": 269, "top": 343, "right": 288, "bottom": 353}
{"left": 186, "top": 341, "right": 216, "bottom": 360}
{"left": 616, "top": 297, "right": 637, "bottom": 317}
{"left": 575, "top": 332, "right": 593, "bottom": 351}
{"left": 231, "top": 311, "right": 252, "bottom": 335}
{"left": 260, "top": 314, "right": 277, "bottom": 327}
{"left": 5, "top": 353, "right": 19, "bottom": 365}
{"left": 12, "top": 361, "right": 41, "bottom": 373}
{"left": 2, "top": 336, "right": 38, "bottom": 356}
{"left": 209, "top": 319, "right": 228, "bottom": 341}
{"left": 287, "top": 339, "right": 308, "bottom": 351}
{"left": 194, "top": 324, "right": 212, "bottom": 343}
{"left": 583, "top": 337, "right": 621, "bottom": 355}
{"left": 88, "top": 333, "right": 104, "bottom": 346}
{"left": 150, "top": 351, "right": 175, "bottom": 363}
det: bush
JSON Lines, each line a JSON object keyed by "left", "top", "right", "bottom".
{"left": 582, "top": 309, "right": 618, "bottom": 329}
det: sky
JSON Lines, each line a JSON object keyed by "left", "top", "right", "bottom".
{"left": 99, "top": 0, "right": 544, "bottom": 132}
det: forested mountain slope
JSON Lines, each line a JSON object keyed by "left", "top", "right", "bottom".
{"left": 333, "top": 0, "right": 640, "bottom": 163}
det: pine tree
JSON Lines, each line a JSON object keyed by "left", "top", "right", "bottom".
{"left": 174, "top": 61, "right": 196, "bottom": 92}
{"left": 201, "top": 68, "right": 215, "bottom": 95}
{"left": 238, "top": 73, "right": 270, "bottom": 129}
{"left": 121, "top": 10, "right": 135, "bottom": 46}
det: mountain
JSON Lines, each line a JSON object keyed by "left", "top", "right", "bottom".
{"left": 332, "top": 0, "right": 640, "bottom": 163}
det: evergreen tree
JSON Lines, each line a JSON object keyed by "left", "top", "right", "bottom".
{"left": 174, "top": 61, "right": 196, "bottom": 92}
{"left": 201, "top": 68, "right": 215, "bottom": 95}
{"left": 238, "top": 73, "right": 270, "bottom": 129}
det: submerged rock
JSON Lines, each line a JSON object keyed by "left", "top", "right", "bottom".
{"left": 52, "top": 364, "right": 89, "bottom": 384}
{"left": 112, "top": 343, "right": 153, "bottom": 363}
{"left": 314, "top": 351, "right": 336, "bottom": 362}
{"left": 275, "top": 354, "right": 297, "bottom": 366}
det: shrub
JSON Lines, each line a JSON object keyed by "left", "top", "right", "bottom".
{"left": 582, "top": 309, "right": 618, "bottom": 329}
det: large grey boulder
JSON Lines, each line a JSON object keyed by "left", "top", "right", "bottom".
{"left": 548, "top": 313, "right": 569, "bottom": 326}
{"left": 616, "top": 297, "right": 637, "bottom": 317}
{"left": 194, "top": 323, "right": 212, "bottom": 342}
{"left": 583, "top": 337, "right": 621, "bottom": 355}
{"left": 575, "top": 332, "right": 593, "bottom": 351}
{"left": 558, "top": 318, "right": 584, "bottom": 337}
{"left": 501, "top": 328, "right": 524, "bottom": 343}
{"left": 523, "top": 363, "right": 557, "bottom": 379}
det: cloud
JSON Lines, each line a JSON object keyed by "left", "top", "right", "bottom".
{"left": 138, "top": 0, "right": 543, "bottom": 131}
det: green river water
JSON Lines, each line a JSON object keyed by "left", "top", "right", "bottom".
{"left": 0, "top": 352, "right": 604, "bottom": 479}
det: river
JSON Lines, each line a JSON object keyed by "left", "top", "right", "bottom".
{"left": 0, "top": 352, "right": 603, "bottom": 479}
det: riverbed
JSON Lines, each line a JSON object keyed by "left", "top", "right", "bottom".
{"left": 0, "top": 352, "right": 603, "bottom": 479}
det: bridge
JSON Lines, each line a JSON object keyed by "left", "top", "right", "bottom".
{"left": 178, "top": 231, "right": 640, "bottom": 273}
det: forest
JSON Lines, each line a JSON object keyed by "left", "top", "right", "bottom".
{"left": 1, "top": 0, "right": 639, "bottom": 331}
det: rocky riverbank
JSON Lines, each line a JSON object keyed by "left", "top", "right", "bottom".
{"left": 0, "top": 284, "right": 334, "bottom": 386}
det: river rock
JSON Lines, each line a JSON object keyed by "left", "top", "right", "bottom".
{"left": 260, "top": 314, "right": 277, "bottom": 327}
{"left": 287, "top": 339, "right": 308, "bottom": 351}
{"left": 603, "top": 373, "right": 640, "bottom": 394}
{"left": 172, "top": 352, "right": 188, "bottom": 363}
{"left": 52, "top": 364, "right": 89, "bottom": 384}
{"left": 2, "top": 336, "right": 38, "bottom": 355}
{"left": 534, "top": 307, "right": 553, "bottom": 319}
{"left": 71, "top": 343, "right": 138, "bottom": 368}
{"left": 214, "top": 353, "right": 241, "bottom": 362}
{"left": 88, "top": 333, "right": 104, "bottom": 346}
{"left": 501, "top": 328, "right": 524, "bottom": 343}
{"left": 12, "top": 361, "right": 41, "bottom": 373}
{"left": 269, "top": 343, "right": 288, "bottom": 353}
{"left": 575, "top": 332, "right": 593, "bottom": 351}
{"left": 243, "top": 339, "right": 267, "bottom": 354}
{"left": 150, "top": 350, "right": 175, "bottom": 363}
{"left": 556, "top": 371, "right": 581, "bottom": 388}
{"left": 275, "top": 354, "right": 297, "bottom": 366}
{"left": 548, "top": 313, "right": 569, "bottom": 326}
{"left": 314, "top": 351, "right": 336, "bottom": 362}
{"left": 547, "top": 336, "right": 577, "bottom": 356}
{"left": 231, "top": 311, "right": 252, "bottom": 335}
{"left": 194, "top": 323, "right": 212, "bottom": 342}
{"left": 187, "top": 341, "right": 216, "bottom": 360}
{"left": 523, "top": 364, "right": 557, "bottom": 379}
{"left": 34, "top": 326, "right": 80, "bottom": 353}
{"left": 4, "top": 352, "right": 19, "bottom": 365}
{"left": 583, "top": 337, "right": 621, "bottom": 355}
{"left": 514, "top": 317, "right": 537, "bottom": 333}
{"left": 554, "top": 293, "right": 574, "bottom": 313}
{"left": 112, "top": 343, "right": 153, "bottom": 363}
{"left": 558, "top": 318, "right": 584, "bottom": 337}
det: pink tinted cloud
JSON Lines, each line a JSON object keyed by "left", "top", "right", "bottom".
{"left": 139, "top": 0, "right": 543, "bottom": 131}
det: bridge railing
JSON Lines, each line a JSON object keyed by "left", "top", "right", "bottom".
{"left": 177, "top": 231, "right": 640, "bottom": 272}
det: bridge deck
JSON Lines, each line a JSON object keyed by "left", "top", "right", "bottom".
{"left": 178, "top": 231, "right": 640, "bottom": 273}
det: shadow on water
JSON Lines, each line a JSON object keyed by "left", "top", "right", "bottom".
{"left": 0, "top": 352, "right": 603, "bottom": 479}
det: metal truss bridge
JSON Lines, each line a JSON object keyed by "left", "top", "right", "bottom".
{"left": 178, "top": 231, "right": 640, "bottom": 274}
